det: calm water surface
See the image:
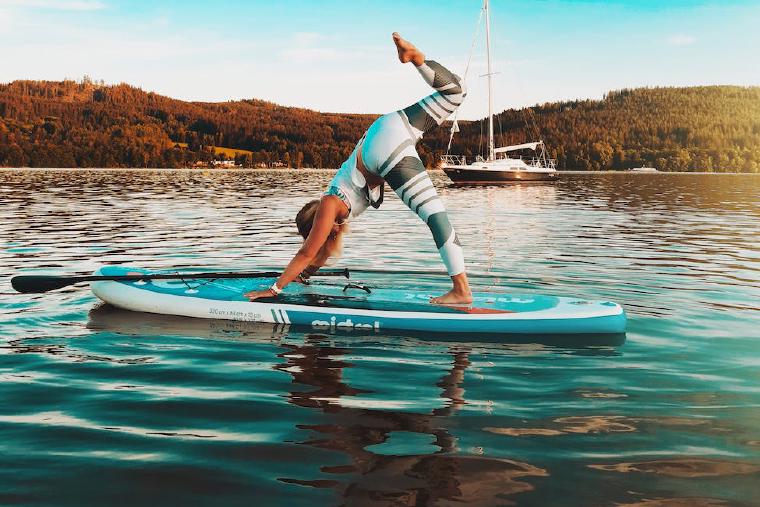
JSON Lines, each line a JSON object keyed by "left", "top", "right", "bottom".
{"left": 1, "top": 169, "right": 759, "bottom": 506}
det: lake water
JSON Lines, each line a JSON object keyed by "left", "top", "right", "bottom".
{"left": 1, "top": 169, "right": 759, "bottom": 506}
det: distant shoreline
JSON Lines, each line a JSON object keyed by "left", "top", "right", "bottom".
{"left": 2, "top": 81, "right": 758, "bottom": 173}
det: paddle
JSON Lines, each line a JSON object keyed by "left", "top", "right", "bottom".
{"left": 11, "top": 268, "right": 350, "bottom": 294}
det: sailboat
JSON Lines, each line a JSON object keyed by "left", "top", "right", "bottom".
{"left": 441, "top": 0, "right": 558, "bottom": 184}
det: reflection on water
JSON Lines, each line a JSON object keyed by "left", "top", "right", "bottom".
{"left": 274, "top": 330, "right": 548, "bottom": 504}
{"left": 1, "top": 169, "right": 759, "bottom": 506}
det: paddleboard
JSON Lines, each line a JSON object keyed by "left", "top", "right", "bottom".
{"left": 91, "top": 266, "right": 626, "bottom": 335}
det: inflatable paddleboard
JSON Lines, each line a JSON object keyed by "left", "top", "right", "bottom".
{"left": 91, "top": 266, "right": 626, "bottom": 336}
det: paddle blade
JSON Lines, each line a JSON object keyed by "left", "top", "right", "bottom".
{"left": 10, "top": 275, "right": 78, "bottom": 293}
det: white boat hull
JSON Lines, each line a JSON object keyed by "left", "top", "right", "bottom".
{"left": 442, "top": 164, "right": 558, "bottom": 184}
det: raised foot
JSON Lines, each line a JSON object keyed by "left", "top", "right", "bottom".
{"left": 392, "top": 32, "right": 425, "bottom": 66}
{"left": 430, "top": 289, "right": 473, "bottom": 306}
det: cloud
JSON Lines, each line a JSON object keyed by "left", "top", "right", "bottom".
{"left": 292, "top": 32, "right": 325, "bottom": 46}
{"left": 0, "top": 0, "right": 105, "bottom": 10}
{"left": 277, "top": 32, "right": 370, "bottom": 64}
{"left": 280, "top": 47, "right": 340, "bottom": 63}
{"left": 0, "top": 7, "right": 11, "bottom": 30}
{"left": 666, "top": 34, "right": 696, "bottom": 46}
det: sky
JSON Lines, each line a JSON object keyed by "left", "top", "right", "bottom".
{"left": 1, "top": 0, "right": 759, "bottom": 120}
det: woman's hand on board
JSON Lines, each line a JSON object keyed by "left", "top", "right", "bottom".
{"left": 244, "top": 288, "right": 276, "bottom": 301}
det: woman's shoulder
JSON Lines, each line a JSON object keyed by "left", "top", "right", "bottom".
{"left": 321, "top": 192, "right": 350, "bottom": 216}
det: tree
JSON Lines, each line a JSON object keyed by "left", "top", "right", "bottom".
{"left": 5, "top": 144, "right": 26, "bottom": 166}
{"left": 591, "top": 141, "right": 614, "bottom": 170}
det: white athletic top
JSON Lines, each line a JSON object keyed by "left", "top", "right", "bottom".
{"left": 325, "top": 145, "right": 382, "bottom": 218}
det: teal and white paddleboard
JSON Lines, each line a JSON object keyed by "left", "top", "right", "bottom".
{"left": 91, "top": 266, "right": 627, "bottom": 335}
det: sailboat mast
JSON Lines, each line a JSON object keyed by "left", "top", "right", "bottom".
{"left": 484, "top": 0, "right": 495, "bottom": 162}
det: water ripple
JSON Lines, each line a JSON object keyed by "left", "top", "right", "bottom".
{"left": 0, "top": 169, "right": 759, "bottom": 506}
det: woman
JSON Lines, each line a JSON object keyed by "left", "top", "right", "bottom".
{"left": 246, "top": 33, "right": 472, "bottom": 304}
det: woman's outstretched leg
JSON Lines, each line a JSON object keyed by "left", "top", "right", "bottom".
{"left": 361, "top": 33, "right": 472, "bottom": 304}
{"left": 392, "top": 34, "right": 471, "bottom": 304}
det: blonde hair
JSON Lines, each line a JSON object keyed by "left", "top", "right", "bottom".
{"left": 295, "top": 199, "right": 347, "bottom": 264}
{"left": 296, "top": 199, "right": 320, "bottom": 239}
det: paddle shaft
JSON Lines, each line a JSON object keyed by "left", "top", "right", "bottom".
{"left": 11, "top": 269, "right": 350, "bottom": 294}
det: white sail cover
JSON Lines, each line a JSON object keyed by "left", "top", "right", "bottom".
{"left": 494, "top": 141, "right": 542, "bottom": 153}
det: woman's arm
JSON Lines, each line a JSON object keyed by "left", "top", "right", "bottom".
{"left": 245, "top": 196, "right": 343, "bottom": 301}
{"left": 305, "top": 248, "right": 333, "bottom": 274}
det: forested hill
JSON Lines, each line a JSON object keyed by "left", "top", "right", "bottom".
{"left": 1, "top": 79, "right": 758, "bottom": 171}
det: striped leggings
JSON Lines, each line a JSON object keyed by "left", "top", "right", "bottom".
{"left": 361, "top": 60, "right": 467, "bottom": 275}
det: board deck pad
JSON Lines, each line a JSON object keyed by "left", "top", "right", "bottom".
{"left": 90, "top": 266, "right": 627, "bottom": 336}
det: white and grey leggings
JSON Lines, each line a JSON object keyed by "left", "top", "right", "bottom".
{"left": 361, "top": 60, "right": 467, "bottom": 276}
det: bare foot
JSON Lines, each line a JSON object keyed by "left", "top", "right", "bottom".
{"left": 392, "top": 32, "right": 425, "bottom": 66}
{"left": 430, "top": 288, "right": 473, "bottom": 306}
